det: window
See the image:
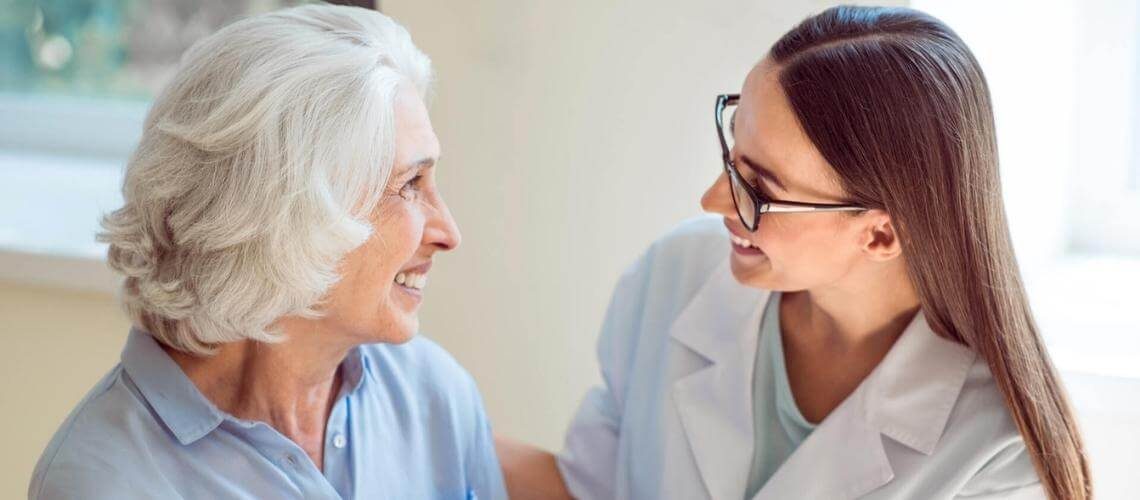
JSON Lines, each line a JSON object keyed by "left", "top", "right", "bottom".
{"left": 1133, "top": 8, "right": 1140, "bottom": 192}
{"left": 1, "top": 0, "right": 324, "bottom": 158}
{"left": 911, "top": 2, "right": 1140, "bottom": 496}
{"left": 908, "top": 0, "right": 1140, "bottom": 370}
{"left": 0, "top": 0, "right": 375, "bottom": 286}
{"left": 1068, "top": 0, "right": 1140, "bottom": 256}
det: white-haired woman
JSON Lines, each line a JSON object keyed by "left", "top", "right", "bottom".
{"left": 29, "top": 5, "right": 506, "bottom": 499}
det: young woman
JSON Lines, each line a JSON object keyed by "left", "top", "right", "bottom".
{"left": 497, "top": 6, "right": 1091, "bottom": 500}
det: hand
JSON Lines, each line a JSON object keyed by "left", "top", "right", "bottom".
{"left": 494, "top": 434, "right": 574, "bottom": 500}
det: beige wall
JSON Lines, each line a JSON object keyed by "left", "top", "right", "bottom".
{"left": 1, "top": 283, "right": 129, "bottom": 499}
{"left": 2, "top": 1, "right": 899, "bottom": 497}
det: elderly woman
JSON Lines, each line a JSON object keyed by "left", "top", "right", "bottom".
{"left": 29, "top": 5, "right": 505, "bottom": 499}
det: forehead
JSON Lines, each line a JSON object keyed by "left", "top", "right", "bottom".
{"left": 393, "top": 84, "right": 440, "bottom": 165}
{"left": 735, "top": 59, "right": 840, "bottom": 196}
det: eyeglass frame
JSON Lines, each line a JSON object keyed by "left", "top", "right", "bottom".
{"left": 715, "top": 93, "right": 867, "bottom": 232}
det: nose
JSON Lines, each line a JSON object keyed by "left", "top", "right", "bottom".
{"left": 424, "top": 191, "right": 461, "bottom": 252}
{"left": 701, "top": 171, "right": 736, "bottom": 217}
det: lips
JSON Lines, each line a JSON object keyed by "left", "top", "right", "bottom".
{"left": 399, "top": 261, "right": 432, "bottom": 275}
{"left": 724, "top": 219, "right": 764, "bottom": 256}
{"left": 729, "top": 233, "right": 760, "bottom": 249}
{"left": 394, "top": 261, "right": 432, "bottom": 293}
{"left": 395, "top": 271, "right": 426, "bottom": 290}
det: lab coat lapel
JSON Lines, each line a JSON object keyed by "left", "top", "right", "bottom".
{"left": 753, "top": 309, "right": 978, "bottom": 500}
{"left": 751, "top": 383, "right": 894, "bottom": 500}
{"left": 669, "top": 259, "right": 768, "bottom": 500}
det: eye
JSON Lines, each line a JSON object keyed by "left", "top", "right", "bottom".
{"left": 756, "top": 179, "right": 773, "bottom": 197}
{"left": 398, "top": 174, "right": 423, "bottom": 201}
{"left": 743, "top": 171, "right": 773, "bottom": 197}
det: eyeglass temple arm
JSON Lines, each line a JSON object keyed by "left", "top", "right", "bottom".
{"left": 761, "top": 204, "right": 867, "bottom": 214}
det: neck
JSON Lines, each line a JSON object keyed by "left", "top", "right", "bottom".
{"left": 163, "top": 319, "right": 351, "bottom": 464}
{"left": 784, "top": 258, "right": 921, "bottom": 352}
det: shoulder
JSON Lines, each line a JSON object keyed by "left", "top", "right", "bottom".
{"left": 359, "top": 336, "right": 484, "bottom": 412}
{"left": 638, "top": 215, "right": 729, "bottom": 278}
{"left": 361, "top": 335, "right": 476, "bottom": 388}
{"left": 30, "top": 368, "right": 167, "bottom": 499}
{"left": 947, "top": 359, "right": 1025, "bottom": 446}
{"left": 944, "top": 359, "right": 1043, "bottom": 497}
{"left": 358, "top": 336, "right": 501, "bottom": 488}
{"left": 610, "top": 215, "right": 731, "bottom": 314}
{"left": 590, "top": 216, "right": 741, "bottom": 387}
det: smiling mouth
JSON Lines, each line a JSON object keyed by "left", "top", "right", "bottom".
{"left": 728, "top": 233, "right": 765, "bottom": 256}
{"left": 729, "top": 233, "right": 759, "bottom": 250}
{"left": 394, "top": 271, "right": 427, "bottom": 291}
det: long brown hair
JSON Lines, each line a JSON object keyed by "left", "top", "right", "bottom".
{"left": 767, "top": 6, "right": 1091, "bottom": 499}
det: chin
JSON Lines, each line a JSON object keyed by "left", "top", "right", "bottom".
{"left": 351, "top": 316, "right": 418, "bottom": 345}
{"left": 383, "top": 316, "right": 419, "bottom": 344}
{"left": 385, "top": 331, "right": 417, "bottom": 344}
{"left": 729, "top": 259, "right": 771, "bottom": 289}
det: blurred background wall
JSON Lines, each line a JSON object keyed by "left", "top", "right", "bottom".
{"left": 3, "top": 0, "right": 1138, "bottom": 498}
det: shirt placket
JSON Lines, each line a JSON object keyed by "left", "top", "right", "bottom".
{"left": 322, "top": 392, "right": 354, "bottom": 499}
{"left": 274, "top": 445, "right": 342, "bottom": 500}
{"left": 239, "top": 421, "right": 343, "bottom": 500}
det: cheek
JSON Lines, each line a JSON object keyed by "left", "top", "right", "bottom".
{"left": 339, "top": 203, "right": 428, "bottom": 304}
{"left": 754, "top": 216, "right": 804, "bottom": 255}
{"left": 373, "top": 201, "right": 427, "bottom": 259}
{"left": 754, "top": 216, "right": 850, "bottom": 276}
{"left": 346, "top": 205, "right": 428, "bottom": 331}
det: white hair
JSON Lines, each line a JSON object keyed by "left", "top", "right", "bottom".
{"left": 98, "top": 4, "right": 432, "bottom": 355}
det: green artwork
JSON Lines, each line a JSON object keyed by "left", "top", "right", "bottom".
{"left": 0, "top": 0, "right": 313, "bottom": 101}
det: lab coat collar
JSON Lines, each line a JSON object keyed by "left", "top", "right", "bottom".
{"left": 668, "top": 258, "right": 978, "bottom": 499}
{"left": 669, "top": 258, "right": 766, "bottom": 364}
{"left": 862, "top": 308, "right": 977, "bottom": 455}
{"left": 669, "top": 258, "right": 767, "bottom": 500}
{"left": 756, "top": 308, "right": 977, "bottom": 499}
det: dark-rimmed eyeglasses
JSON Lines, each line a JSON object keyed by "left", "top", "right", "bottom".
{"left": 715, "top": 94, "right": 866, "bottom": 232}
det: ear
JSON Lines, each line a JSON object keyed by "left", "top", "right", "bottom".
{"left": 859, "top": 210, "right": 903, "bottom": 261}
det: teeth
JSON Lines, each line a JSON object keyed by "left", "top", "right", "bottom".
{"left": 395, "top": 272, "right": 427, "bottom": 290}
{"left": 730, "top": 234, "right": 757, "bottom": 249}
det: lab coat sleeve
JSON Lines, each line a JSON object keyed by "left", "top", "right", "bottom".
{"left": 557, "top": 249, "right": 654, "bottom": 500}
{"left": 953, "top": 439, "right": 1046, "bottom": 499}
{"left": 953, "top": 482, "right": 1046, "bottom": 500}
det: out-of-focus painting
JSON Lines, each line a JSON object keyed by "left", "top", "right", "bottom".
{"left": 0, "top": 0, "right": 315, "bottom": 100}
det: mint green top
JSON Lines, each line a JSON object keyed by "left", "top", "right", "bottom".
{"left": 744, "top": 292, "right": 818, "bottom": 499}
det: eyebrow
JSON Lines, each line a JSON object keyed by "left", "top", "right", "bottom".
{"left": 401, "top": 156, "right": 436, "bottom": 176}
{"left": 737, "top": 154, "right": 788, "bottom": 192}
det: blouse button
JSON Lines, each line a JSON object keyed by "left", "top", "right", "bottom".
{"left": 332, "top": 434, "right": 347, "bottom": 449}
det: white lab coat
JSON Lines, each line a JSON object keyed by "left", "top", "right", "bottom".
{"left": 557, "top": 216, "right": 1045, "bottom": 499}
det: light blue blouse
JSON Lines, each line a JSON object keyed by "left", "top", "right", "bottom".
{"left": 743, "top": 292, "right": 816, "bottom": 498}
{"left": 29, "top": 328, "right": 507, "bottom": 499}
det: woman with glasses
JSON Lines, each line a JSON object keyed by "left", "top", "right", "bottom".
{"left": 497, "top": 5, "right": 1090, "bottom": 500}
